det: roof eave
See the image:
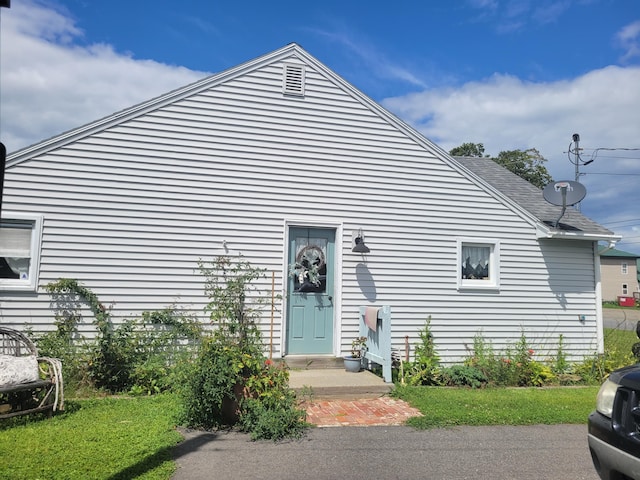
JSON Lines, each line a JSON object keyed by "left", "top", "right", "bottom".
{"left": 536, "top": 224, "right": 621, "bottom": 243}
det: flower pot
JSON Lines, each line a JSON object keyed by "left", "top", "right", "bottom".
{"left": 344, "top": 356, "right": 362, "bottom": 373}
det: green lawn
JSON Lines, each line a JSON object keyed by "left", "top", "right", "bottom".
{"left": 394, "top": 385, "right": 599, "bottom": 429}
{"left": 0, "top": 395, "right": 182, "bottom": 480}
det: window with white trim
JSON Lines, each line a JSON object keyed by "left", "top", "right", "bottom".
{"left": 0, "top": 213, "right": 43, "bottom": 291}
{"left": 622, "top": 284, "right": 628, "bottom": 295}
{"left": 622, "top": 262, "right": 628, "bottom": 274}
{"left": 457, "top": 239, "right": 500, "bottom": 290}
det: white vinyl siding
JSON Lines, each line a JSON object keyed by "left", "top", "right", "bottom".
{"left": 1, "top": 47, "right": 602, "bottom": 362}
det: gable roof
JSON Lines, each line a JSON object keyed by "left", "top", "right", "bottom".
{"left": 454, "top": 156, "right": 617, "bottom": 240}
{"left": 6, "top": 43, "right": 619, "bottom": 245}
{"left": 597, "top": 246, "right": 640, "bottom": 258}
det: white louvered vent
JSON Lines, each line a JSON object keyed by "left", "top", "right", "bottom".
{"left": 283, "top": 64, "right": 305, "bottom": 96}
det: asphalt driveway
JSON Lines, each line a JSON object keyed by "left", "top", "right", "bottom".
{"left": 172, "top": 424, "right": 598, "bottom": 480}
{"left": 603, "top": 307, "right": 640, "bottom": 330}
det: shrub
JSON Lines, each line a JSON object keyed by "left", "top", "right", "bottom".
{"left": 441, "top": 365, "right": 487, "bottom": 388}
{"left": 179, "top": 256, "right": 306, "bottom": 440}
{"left": 42, "top": 279, "right": 202, "bottom": 394}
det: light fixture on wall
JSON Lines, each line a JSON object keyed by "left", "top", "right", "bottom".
{"left": 352, "top": 229, "right": 370, "bottom": 253}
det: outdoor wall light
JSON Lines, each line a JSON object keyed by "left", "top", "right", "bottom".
{"left": 352, "top": 229, "right": 370, "bottom": 253}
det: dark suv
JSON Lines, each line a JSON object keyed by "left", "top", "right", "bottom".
{"left": 589, "top": 364, "right": 640, "bottom": 479}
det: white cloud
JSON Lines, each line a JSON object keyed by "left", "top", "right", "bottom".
{"left": 616, "top": 19, "right": 640, "bottom": 62}
{"left": 383, "top": 65, "right": 640, "bottom": 248}
{"left": 0, "top": 0, "right": 208, "bottom": 152}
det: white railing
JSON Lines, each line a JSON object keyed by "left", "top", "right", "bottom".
{"left": 359, "top": 305, "right": 392, "bottom": 383}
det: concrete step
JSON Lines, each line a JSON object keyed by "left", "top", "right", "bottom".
{"left": 288, "top": 368, "right": 394, "bottom": 400}
{"left": 284, "top": 355, "right": 344, "bottom": 370}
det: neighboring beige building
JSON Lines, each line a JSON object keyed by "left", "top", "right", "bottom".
{"left": 599, "top": 247, "right": 640, "bottom": 303}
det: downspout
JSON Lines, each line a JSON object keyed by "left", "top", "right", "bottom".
{"left": 594, "top": 244, "right": 604, "bottom": 355}
{"left": 594, "top": 239, "right": 617, "bottom": 354}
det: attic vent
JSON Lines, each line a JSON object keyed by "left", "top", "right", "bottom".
{"left": 283, "top": 64, "right": 305, "bottom": 96}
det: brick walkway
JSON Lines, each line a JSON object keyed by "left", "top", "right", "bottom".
{"left": 303, "top": 397, "right": 422, "bottom": 427}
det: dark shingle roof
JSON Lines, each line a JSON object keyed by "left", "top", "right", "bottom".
{"left": 454, "top": 156, "right": 615, "bottom": 237}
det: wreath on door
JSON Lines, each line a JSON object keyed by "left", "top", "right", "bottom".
{"left": 288, "top": 245, "right": 325, "bottom": 287}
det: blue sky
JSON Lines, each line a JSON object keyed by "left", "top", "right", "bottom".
{"left": 1, "top": 0, "right": 640, "bottom": 249}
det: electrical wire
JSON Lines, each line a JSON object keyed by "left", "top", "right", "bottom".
{"left": 601, "top": 218, "right": 640, "bottom": 226}
{"left": 587, "top": 147, "right": 640, "bottom": 163}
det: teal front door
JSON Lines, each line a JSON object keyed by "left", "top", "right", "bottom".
{"left": 286, "top": 227, "right": 335, "bottom": 355}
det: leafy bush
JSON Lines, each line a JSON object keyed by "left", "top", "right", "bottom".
{"left": 240, "top": 360, "right": 307, "bottom": 440}
{"left": 179, "top": 256, "right": 306, "bottom": 440}
{"left": 441, "top": 364, "right": 487, "bottom": 388}
{"left": 41, "top": 279, "right": 202, "bottom": 394}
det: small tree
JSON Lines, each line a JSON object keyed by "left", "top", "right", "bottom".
{"left": 449, "top": 142, "right": 488, "bottom": 157}
{"left": 493, "top": 148, "right": 552, "bottom": 189}
{"left": 450, "top": 142, "right": 553, "bottom": 189}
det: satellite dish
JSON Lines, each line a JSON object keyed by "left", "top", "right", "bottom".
{"left": 542, "top": 180, "right": 587, "bottom": 228}
{"left": 542, "top": 180, "right": 586, "bottom": 206}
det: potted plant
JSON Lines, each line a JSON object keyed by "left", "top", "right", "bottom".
{"left": 344, "top": 336, "right": 367, "bottom": 373}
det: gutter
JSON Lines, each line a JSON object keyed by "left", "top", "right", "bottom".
{"left": 535, "top": 224, "right": 621, "bottom": 244}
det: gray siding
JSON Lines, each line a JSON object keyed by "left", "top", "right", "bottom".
{"left": 1, "top": 47, "right": 600, "bottom": 362}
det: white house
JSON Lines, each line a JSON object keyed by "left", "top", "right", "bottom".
{"left": 0, "top": 43, "right": 619, "bottom": 362}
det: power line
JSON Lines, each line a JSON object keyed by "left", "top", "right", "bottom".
{"left": 601, "top": 218, "right": 640, "bottom": 226}
{"left": 587, "top": 147, "right": 640, "bottom": 163}
{"left": 585, "top": 172, "right": 640, "bottom": 176}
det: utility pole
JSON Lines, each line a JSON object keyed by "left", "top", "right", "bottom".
{"left": 573, "top": 133, "right": 580, "bottom": 182}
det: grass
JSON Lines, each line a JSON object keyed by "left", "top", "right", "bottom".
{"left": 394, "top": 385, "right": 599, "bottom": 429}
{"left": 0, "top": 394, "right": 182, "bottom": 480}
{"left": 604, "top": 327, "right": 638, "bottom": 359}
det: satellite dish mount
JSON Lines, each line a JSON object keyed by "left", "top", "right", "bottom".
{"left": 542, "top": 180, "right": 587, "bottom": 228}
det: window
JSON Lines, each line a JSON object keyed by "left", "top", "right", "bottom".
{"left": 457, "top": 238, "right": 500, "bottom": 290}
{"left": 622, "top": 284, "right": 628, "bottom": 295}
{"left": 0, "top": 213, "right": 43, "bottom": 291}
{"left": 622, "top": 262, "right": 628, "bottom": 274}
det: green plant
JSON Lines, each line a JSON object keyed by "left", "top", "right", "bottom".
{"left": 239, "top": 360, "right": 307, "bottom": 440}
{"left": 44, "top": 279, "right": 203, "bottom": 394}
{"left": 464, "top": 331, "right": 500, "bottom": 381}
{"left": 180, "top": 256, "right": 306, "bottom": 439}
{"left": 441, "top": 364, "right": 487, "bottom": 388}
{"left": 403, "top": 318, "right": 442, "bottom": 386}
{"left": 199, "top": 256, "right": 265, "bottom": 346}
{"left": 552, "top": 334, "right": 569, "bottom": 374}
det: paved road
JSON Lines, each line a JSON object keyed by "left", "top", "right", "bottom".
{"left": 603, "top": 307, "right": 640, "bottom": 331}
{"left": 172, "top": 424, "right": 598, "bottom": 480}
